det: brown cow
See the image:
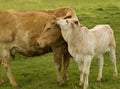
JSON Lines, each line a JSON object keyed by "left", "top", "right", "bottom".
{"left": 0, "top": 7, "right": 77, "bottom": 87}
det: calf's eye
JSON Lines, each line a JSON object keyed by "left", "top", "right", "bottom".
{"left": 66, "top": 20, "right": 69, "bottom": 23}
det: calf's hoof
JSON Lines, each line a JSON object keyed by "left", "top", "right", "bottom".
{"left": 113, "top": 72, "right": 118, "bottom": 78}
{"left": 79, "top": 82, "right": 83, "bottom": 87}
{"left": 97, "top": 77, "right": 102, "bottom": 82}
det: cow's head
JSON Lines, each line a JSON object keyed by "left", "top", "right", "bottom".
{"left": 36, "top": 15, "right": 62, "bottom": 48}
{"left": 36, "top": 15, "right": 73, "bottom": 48}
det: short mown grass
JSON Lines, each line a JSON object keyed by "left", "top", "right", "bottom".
{"left": 0, "top": 0, "right": 120, "bottom": 89}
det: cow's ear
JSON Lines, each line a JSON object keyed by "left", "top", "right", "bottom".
{"left": 63, "top": 15, "right": 72, "bottom": 19}
{"left": 62, "top": 11, "right": 72, "bottom": 19}
{"left": 51, "top": 16, "right": 57, "bottom": 24}
{"left": 53, "top": 16, "right": 56, "bottom": 20}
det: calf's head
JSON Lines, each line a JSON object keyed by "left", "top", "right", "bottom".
{"left": 56, "top": 18, "right": 80, "bottom": 42}
{"left": 56, "top": 18, "right": 79, "bottom": 32}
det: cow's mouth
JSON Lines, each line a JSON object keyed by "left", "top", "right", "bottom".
{"left": 39, "top": 43, "right": 46, "bottom": 48}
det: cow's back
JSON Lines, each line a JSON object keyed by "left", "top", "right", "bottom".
{"left": 40, "top": 7, "right": 77, "bottom": 18}
{"left": 0, "top": 10, "right": 16, "bottom": 43}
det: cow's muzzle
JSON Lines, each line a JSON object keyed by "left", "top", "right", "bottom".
{"left": 36, "top": 41, "right": 46, "bottom": 48}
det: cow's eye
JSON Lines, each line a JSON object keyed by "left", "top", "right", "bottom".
{"left": 47, "top": 27, "right": 51, "bottom": 31}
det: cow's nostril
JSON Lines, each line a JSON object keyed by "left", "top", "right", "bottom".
{"left": 36, "top": 42, "right": 40, "bottom": 48}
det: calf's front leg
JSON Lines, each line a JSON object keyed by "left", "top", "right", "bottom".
{"left": 78, "top": 55, "right": 92, "bottom": 89}
{"left": 83, "top": 56, "right": 92, "bottom": 89}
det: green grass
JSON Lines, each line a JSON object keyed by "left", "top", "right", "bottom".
{"left": 0, "top": 0, "right": 120, "bottom": 89}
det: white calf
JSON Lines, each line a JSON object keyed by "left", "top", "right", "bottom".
{"left": 56, "top": 18, "right": 118, "bottom": 89}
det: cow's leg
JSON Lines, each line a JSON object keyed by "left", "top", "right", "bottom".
{"left": 63, "top": 53, "right": 70, "bottom": 81}
{"left": 109, "top": 47, "right": 118, "bottom": 77}
{"left": 0, "top": 75, "right": 4, "bottom": 85}
{"left": 0, "top": 61, "right": 4, "bottom": 85}
{"left": 52, "top": 46, "right": 64, "bottom": 85}
{"left": 1, "top": 49, "right": 18, "bottom": 87}
{"left": 83, "top": 55, "right": 92, "bottom": 89}
{"left": 97, "top": 55, "right": 104, "bottom": 81}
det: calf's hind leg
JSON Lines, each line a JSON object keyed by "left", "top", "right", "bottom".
{"left": 109, "top": 47, "right": 118, "bottom": 77}
{"left": 97, "top": 55, "right": 104, "bottom": 81}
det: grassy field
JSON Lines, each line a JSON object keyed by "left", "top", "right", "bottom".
{"left": 0, "top": 0, "right": 120, "bottom": 89}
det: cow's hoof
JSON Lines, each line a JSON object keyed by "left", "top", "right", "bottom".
{"left": 58, "top": 80, "right": 65, "bottom": 85}
{"left": 0, "top": 79, "right": 4, "bottom": 85}
{"left": 58, "top": 81, "right": 65, "bottom": 85}
{"left": 64, "top": 76, "right": 70, "bottom": 82}
{"left": 15, "top": 86, "right": 20, "bottom": 89}
{"left": 57, "top": 77, "right": 65, "bottom": 85}
{"left": 12, "top": 84, "right": 20, "bottom": 89}
{"left": 65, "top": 78, "right": 70, "bottom": 81}
{"left": 11, "top": 82, "right": 19, "bottom": 88}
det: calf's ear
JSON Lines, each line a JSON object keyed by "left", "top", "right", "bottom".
{"left": 71, "top": 20, "right": 79, "bottom": 28}
{"left": 80, "top": 24, "right": 84, "bottom": 27}
{"left": 74, "top": 20, "right": 79, "bottom": 25}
